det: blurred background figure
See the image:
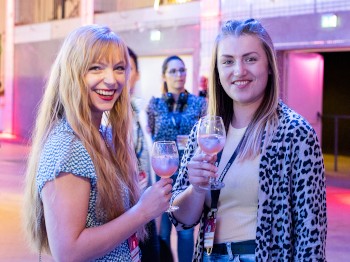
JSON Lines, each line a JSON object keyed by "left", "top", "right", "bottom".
{"left": 128, "top": 47, "right": 161, "bottom": 262}
{"left": 147, "top": 55, "right": 207, "bottom": 262}
{"left": 198, "top": 76, "right": 208, "bottom": 99}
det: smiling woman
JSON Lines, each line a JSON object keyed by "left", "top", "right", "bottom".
{"left": 169, "top": 18, "right": 327, "bottom": 262}
{"left": 23, "top": 24, "right": 173, "bottom": 261}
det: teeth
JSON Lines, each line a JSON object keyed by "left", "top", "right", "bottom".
{"left": 234, "top": 81, "right": 249, "bottom": 85}
{"left": 95, "top": 90, "right": 115, "bottom": 96}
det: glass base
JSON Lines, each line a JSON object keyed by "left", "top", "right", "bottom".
{"left": 200, "top": 180, "right": 225, "bottom": 191}
{"left": 209, "top": 181, "right": 225, "bottom": 190}
{"left": 166, "top": 205, "right": 179, "bottom": 213}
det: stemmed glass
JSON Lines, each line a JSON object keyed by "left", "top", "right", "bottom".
{"left": 197, "top": 115, "right": 226, "bottom": 190}
{"left": 151, "top": 141, "right": 180, "bottom": 212}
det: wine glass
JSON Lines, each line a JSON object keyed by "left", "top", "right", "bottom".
{"left": 151, "top": 141, "right": 180, "bottom": 212}
{"left": 197, "top": 115, "right": 226, "bottom": 190}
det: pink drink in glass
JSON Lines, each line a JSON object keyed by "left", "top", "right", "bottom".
{"left": 151, "top": 155, "right": 179, "bottom": 178}
{"left": 198, "top": 134, "right": 226, "bottom": 155}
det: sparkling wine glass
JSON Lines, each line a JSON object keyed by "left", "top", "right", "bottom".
{"left": 151, "top": 141, "right": 180, "bottom": 212}
{"left": 197, "top": 115, "right": 226, "bottom": 190}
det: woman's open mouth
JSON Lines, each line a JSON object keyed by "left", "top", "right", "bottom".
{"left": 95, "top": 89, "right": 116, "bottom": 101}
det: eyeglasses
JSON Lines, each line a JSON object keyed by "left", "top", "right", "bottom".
{"left": 167, "top": 68, "right": 187, "bottom": 76}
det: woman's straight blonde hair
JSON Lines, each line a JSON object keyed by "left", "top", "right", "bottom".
{"left": 23, "top": 24, "right": 143, "bottom": 254}
{"left": 208, "top": 18, "right": 280, "bottom": 160}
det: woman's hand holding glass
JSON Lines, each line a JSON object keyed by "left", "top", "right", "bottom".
{"left": 197, "top": 115, "right": 226, "bottom": 190}
{"left": 151, "top": 141, "right": 179, "bottom": 212}
{"left": 187, "top": 153, "right": 219, "bottom": 193}
{"left": 136, "top": 177, "right": 173, "bottom": 221}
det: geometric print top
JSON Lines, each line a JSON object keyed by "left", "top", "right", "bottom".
{"left": 37, "top": 117, "right": 134, "bottom": 261}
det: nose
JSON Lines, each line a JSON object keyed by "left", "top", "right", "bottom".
{"left": 175, "top": 71, "right": 182, "bottom": 76}
{"left": 103, "top": 69, "right": 117, "bottom": 86}
{"left": 233, "top": 61, "right": 246, "bottom": 77}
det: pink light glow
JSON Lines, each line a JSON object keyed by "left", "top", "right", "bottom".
{"left": 286, "top": 52, "right": 324, "bottom": 140}
{"left": 0, "top": 132, "right": 17, "bottom": 140}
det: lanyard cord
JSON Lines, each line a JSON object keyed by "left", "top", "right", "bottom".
{"left": 210, "top": 130, "right": 247, "bottom": 209}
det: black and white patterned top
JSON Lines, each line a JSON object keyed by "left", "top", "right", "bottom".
{"left": 37, "top": 117, "right": 134, "bottom": 261}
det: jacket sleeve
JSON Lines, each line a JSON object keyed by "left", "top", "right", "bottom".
{"left": 291, "top": 125, "right": 327, "bottom": 261}
{"left": 169, "top": 121, "right": 202, "bottom": 230}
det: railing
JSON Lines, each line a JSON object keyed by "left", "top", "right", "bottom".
{"left": 14, "top": 0, "right": 80, "bottom": 25}
{"left": 321, "top": 114, "right": 350, "bottom": 171}
{"left": 14, "top": 0, "right": 199, "bottom": 25}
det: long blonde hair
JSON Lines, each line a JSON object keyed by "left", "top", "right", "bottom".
{"left": 23, "top": 24, "right": 143, "bottom": 253}
{"left": 208, "top": 19, "right": 280, "bottom": 160}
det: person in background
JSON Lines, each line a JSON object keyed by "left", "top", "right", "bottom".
{"left": 23, "top": 24, "right": 172, "bottom": 261}
{"left": 146, "top": 55, "right": 207, "bottom": 262}
{"left": 198, "top": 76, "right": 208, "bottom": 99}
{"left": 128, "top": 47, "right": 160, "bottom": 262}
{"left": 170, "top": 19, "right": 327, "bottom": 261}
{"left": 0, "top": 81, "right": 4, "bottom": 96}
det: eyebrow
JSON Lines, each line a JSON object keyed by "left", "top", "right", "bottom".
{"left": 93, "top": 60, "right": 125, "bottom": 66}
{"left": 219, "top": 52, "right": 259, "bottom": 58}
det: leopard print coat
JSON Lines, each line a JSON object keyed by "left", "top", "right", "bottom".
{"left": 169, "top": 101, "right": 327, "bottom": 261}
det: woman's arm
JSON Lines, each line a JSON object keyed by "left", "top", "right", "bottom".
{"left": 42, "top": 172, "right": 172, "bottom": 261}
{"left": 169, "top": 123, "right": 218, "bottom": 227}
{"left": 172, "top": 154, "right": 217, "bottom": 225}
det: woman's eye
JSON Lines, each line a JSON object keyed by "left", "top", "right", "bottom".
{"left": 89, "top": 66, "right": 101, "bottom": 71}
{"left": 245, "top": 56, "right": 258, "bottom": 63}
{"left": 223, "top": 60, "right": 233, "bottom": 65}
{"left": 115, "top": 66, "right": 125, "bottom": 72}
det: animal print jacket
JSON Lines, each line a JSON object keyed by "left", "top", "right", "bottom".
{"left": 169, "top": 101, "right": 327, "bottom": 261}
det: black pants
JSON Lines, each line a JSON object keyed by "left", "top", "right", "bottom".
{"left": 139, "top": 220, "right": 161, "bottom": 262}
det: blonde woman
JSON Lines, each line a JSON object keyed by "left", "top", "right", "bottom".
{"left": 23, "top": 25, "right": 172, "bottom": 261}
{"left": 170, "top": 19, "right": 326, "bottom": 261}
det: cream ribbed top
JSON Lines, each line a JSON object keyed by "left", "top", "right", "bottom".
{"left": 214, "top": 124, "right": 259, "bottom": 243}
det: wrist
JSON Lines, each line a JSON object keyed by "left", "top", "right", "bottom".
{"left": 130, "top": 202, "right": 151, "bottom": 224}
{"left": 191, "top": 184, "right": 208, "bottom": 195}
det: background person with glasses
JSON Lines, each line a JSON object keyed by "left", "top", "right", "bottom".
{"left": 146, "top": 55, "right": 207, "bottom": 262}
